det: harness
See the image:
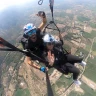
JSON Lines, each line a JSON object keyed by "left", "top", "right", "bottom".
{"left": 40, "top": 0, "right": 69, "bottom": 55}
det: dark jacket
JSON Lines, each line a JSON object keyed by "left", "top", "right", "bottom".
{"left": 21, "top": 28, "right": 44, "bottom": 57}
{"left": 42, "top": 40, "right": 67, "bottom": 68}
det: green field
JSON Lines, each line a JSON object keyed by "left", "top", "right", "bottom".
{"left": 52, "top": 74, "right": 73, "bottom": 96}
{"left": 92, "top": 42, "right": 96, "bottom": 51}
{"left": 84, "top": 56, "right": 96, "bottom": 82}
{"left": 69, "top": 82, "right": 96, "bottom": 96}
{"left": 90, "top": 22, "right": 96, "bottom": 28}
{"left": 77, "top": 16, "right": 90, "bottom": 22}
{"left": 14, "top": 88, "right": 31, "bottom": 96}
{"left": 82, "top": 30, "right": 96, "bottom": 39}
{"left": 81, "top": 83, "right": 96, "bottom": 96}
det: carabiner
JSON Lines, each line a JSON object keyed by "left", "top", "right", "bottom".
{"left": 38, "top": 0, "right": 43, "bottom": 5}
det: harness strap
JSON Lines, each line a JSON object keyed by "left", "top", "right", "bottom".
{"left": 0, "top": 37, "right": 49, "bottom": 64}
{"left": 49, "top": 0, "right": 54, "bottom": 21}
{"left": 0, "top": 48, "right": 18, "bottom": 51}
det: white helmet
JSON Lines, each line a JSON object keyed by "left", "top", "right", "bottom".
{"left": 43, "top": 34, "right": 55, "bottom": 43}
{"left": 23, "top": 23, "right": 36, "bottom": 35}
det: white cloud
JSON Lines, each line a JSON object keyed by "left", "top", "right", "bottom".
{"left": 0, "top": 0, "right": 32, "bottom": 11}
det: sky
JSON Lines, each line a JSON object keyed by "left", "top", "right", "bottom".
{"left": 0, "top": 0, "right": 94, "bottom": 11}
{"left": 0, "top": 0, "right": 33, "bottom": 11}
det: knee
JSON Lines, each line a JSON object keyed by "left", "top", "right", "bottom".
{"left": 75, "top": 68, "right": 80, "bottom": 75}
{"left": 79, "top": 57, "right": 83, "bottom": 62}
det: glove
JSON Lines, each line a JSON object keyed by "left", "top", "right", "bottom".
{"left": 40, "top": 67, "right": 46, "bottom": 72}
{"left": 38, "top": 11, "right": 46, "bottom": 18}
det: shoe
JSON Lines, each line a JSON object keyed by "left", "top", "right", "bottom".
{"left": 74, "top": 80, "right": 81, "bottom": 85}
{"left": 80, "top": 61, "right": 86, "bottom": 66}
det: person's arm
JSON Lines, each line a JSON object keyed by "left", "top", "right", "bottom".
{"left": 26, "top": 56, "right": 47, "bottom": 72}
{"left": 42, "top": 51, "right": 55, "bottom": 67}
{"left": 26, "top": 56, "right": 41, "bottom": 70}
{"left": 37, "top": 11, "right": 47, "bottom": 31}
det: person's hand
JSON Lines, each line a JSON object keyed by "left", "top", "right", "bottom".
{"left": 47, "top": 51, "right": 55, "bottom": 66}
{"left": 36, "top": 11, "right": 46, "bottom": 18}
{"left": 46, "top": 67, "right": 49, "bottom": 71}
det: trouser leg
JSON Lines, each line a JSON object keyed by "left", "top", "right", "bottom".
{"left": 65, "top": 63, "right": 80, "bottom": 80}
{"left": 66, "top": 54, "right": 83, "bottom": 64}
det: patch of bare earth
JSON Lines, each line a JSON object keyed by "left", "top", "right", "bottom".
{"left": 57, "top": 24, "right": 66, "bottom": 28}
{"left": 18, "top": 58, "right": 47, "bottom": 96}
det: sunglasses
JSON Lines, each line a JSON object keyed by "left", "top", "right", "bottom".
{"left": 26, "top": 29, "right": 36, "bottom": 37}
{"left": 47, "top": 42, "right": 54, "bottom": 45}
